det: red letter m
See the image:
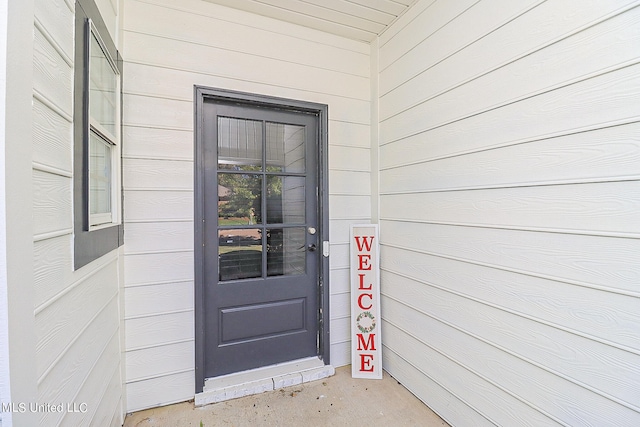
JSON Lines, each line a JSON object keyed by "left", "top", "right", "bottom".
{"left": 356, "top": 333, "right": 376, "bottom": 351}
{"left": 354, "top": 236, "right": 374, "bottom": 252}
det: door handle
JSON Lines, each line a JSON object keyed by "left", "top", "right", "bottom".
{"left": 307, "top": 244, "right": 317, "bottom": 252}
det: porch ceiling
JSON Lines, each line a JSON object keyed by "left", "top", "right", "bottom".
{"left": 201, "top": 0, "right": 418, "bottom": 42}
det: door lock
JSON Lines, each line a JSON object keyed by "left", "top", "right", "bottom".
{"left": 307, "top": 244, "right": 317, "bottom": 252}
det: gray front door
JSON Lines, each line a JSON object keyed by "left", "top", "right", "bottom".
{"left": 199, "top": 97, "right": 321, "bottom": 379}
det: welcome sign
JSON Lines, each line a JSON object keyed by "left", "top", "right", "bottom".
{"left": 350, "top": 224, "right": 382, "bottom": 379}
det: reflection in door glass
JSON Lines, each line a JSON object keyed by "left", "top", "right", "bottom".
{"left": 267, "top": 228, "right": 306, "bottom": 277}
{"left": 218, "top": 173, "right": 262, "bottom": 225}
{"left": 218, "top": 117, "right": 263, "bottom": 170}
{"left": 267, "top": 176, "right": 305, "bottom": 224}
{"left": 266, "top": 122, "right": 305, "bottom": 173}
{"left": 218, "top": 229, "right": 262, "bottom": 281}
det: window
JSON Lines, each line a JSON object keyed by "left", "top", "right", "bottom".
{"left": 88, "top": 21, "right": 119, "bottom": 227}
{"left": 73, "top": 0, "right": 123, "bottom": 269}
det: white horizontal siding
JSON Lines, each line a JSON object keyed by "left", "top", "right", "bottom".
{"left": 124, "top": 190, "right": 193, "bottom": 222}
{"left": 381, "top": 3, "right": 640, "bottom": 121}
{"left": 125, "top": 281, "right": 194, "bottom": 319}
{"left": 329, "top": 195, "right": 371, "bottom": 219}
{"left": 381, "top": 182, "right": 640, "bottom": 235}
{"left": 122, "top": 0, "right": 371, "bottom": 410}
{"left": 380, "top": 123, "right": 640, "bottom": 193}
{"left": 122, "top": 62, "right": 370, "bottom": 125}
{"left": 378, "top": 0, "right": 640, "bottom": 425}
{"left": 329, "top": 267, "right": 350, "bottom": 295}
{"left": 380, "top": 0, "right": 479, "bottom": 72}
{"left": 123, "top": 125, "right": 193, "bottom": 161}
{"left": 123, "top": 222, "right": 193, "bottom": 254}
{"left": 126, "top": 341, "right": 194, "bottom": 382}
{"left": 37, "top": 296, "right": 119, "bottom": 426}
{"left": 32, "top": 96, "right": 72, "bottom": 173}
{"left": 380, "top": 221, "right": 640, "bottom": 305}
{"left": 31, "top": 0, "right": 125, "bottom": 424}
{"left": 33, "top": 235, "right": 73, "bottom": 312}
{"left": 140, "top": 0, "right": 370, "bottom": 54}
{"left": 35, "top": 259, "right": 118, "bottom": 387}
{"left": 34, "top": 0, "right": 74, "bottom": 60}
{"left": 124, "top": 252, "right": 193, "bottom": 287}
{"left": 379, "top": 0, "right": 542, "bottom": 90}
{"left": 382, "top": 348, "right": 492, "bottom": 427}
{"left": 197, "top": 0, "right": 379, "bottom": 42}
{"left": 126, "top": 371, "right": 194, "bottom": 413}
{"left": 94, "top": 0, "right": 118, "bottom": 44}
{"left": 383, "top": 246, "right": 640, "bottom": 402}
{"left": 33, "top": 24, "right": 72, "bottom": 117}
{"left": 125, "top": 311, "right": 194, "bottom": 351}
{"left": 123, "top": 94, "right": 192, "bottom": 131}
{"left": 57, "top": 334, "right": 122, "bottom": 426}
{"left": 76, "top": 361, "right": 122, "bottom": 427}
{"left": 124, "top": 158, "right": 193, "bottom": 191}
{"left": 126, "top": 0, "right": 369, "bottom": 77}
{"left": 380, "top": 62, "right": 640, "bottom": 157}
{"left": 124, "top": 32, "right": 369, "bottom": 100}
{"left": 380, "top": 0, "right": 637, "bottom": 97}
{"left": 32, "top": 170, "right": 71, "bottom": 237}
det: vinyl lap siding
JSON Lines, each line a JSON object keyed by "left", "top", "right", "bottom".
{"left": 377, "top": 1, "right": 640, "bottom": 426}
{"left": 122, "top": 0, "right": 371, "bottom": 411}
{"left": 32, "top": 0, "right": 124, "bottom": 425}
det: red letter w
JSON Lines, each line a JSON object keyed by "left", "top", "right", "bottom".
{"left": 354, "top": 236, "right": 374, "bottom": 252}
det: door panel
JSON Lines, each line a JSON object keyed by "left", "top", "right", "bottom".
{"left": 202, "top": 100, "right": 320, "bottom": 378}
{"left": 219, "top": 298, "right": 306, "bottom": 344}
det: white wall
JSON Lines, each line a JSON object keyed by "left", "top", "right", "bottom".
{"left": 122, "top": 0, "right": 371, "bottom": 411}
{"left": 377, "top": 0, "right": 640, "bottom": 425}
{"left": 1, "top": 0, "right": 39, "bottom": 425}
{"left": 31, "top": 0, "right": 125, "bottom": 425}
{"left": 94, "top": 0, "right": 119, "bottom": 43}
{"left": 0, "top": 1, "right": 9, "bottom": 423}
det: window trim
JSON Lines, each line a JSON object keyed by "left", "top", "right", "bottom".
{"left": 73, "top": 0, "right": 124, "bottom": 270}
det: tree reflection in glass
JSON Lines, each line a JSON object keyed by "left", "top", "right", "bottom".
{"left": 218, "top": 167, "right": 262, "bottom": 225}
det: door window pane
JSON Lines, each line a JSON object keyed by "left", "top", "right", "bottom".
{"left": 266, "top": 122, "right": 305, "bottom": 173}
{"left": 89, "top": 131, "right": 112, "bottom": 221}
{"left": 267, "top": 228, "right": 306, "bottom": 277}
{"left": 218, "top": 173, "right": 262, "bottom": 225}
{"left": 216, "top": 116, "right": 309, "bottom": 282}
{"left": 267, "top": 176, "right": 305, "bottom": 224}
{"left": 218, "top": 117, "right": 263, "bottom": 170}
{"left": 219, "top": 229, "right": 262, "bottom": 281}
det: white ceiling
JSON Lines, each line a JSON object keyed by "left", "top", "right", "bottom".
{"left": 202, "top": 0, "right": 418, "bottom": 42}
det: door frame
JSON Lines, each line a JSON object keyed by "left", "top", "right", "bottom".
{"left": 194, "top": 86, "right": 330, "bottom": 393}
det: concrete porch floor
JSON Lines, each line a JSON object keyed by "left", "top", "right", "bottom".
{"left": 123, "top": 366, "right": 450, "bottom": 426}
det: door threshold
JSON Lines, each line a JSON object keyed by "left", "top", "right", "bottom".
{"left": 195, "top": 357, "right": 335, "bottom": 406}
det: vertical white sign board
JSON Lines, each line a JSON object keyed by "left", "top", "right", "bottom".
{"left": 350, "top": 224, "right": 382, "bottom": 379}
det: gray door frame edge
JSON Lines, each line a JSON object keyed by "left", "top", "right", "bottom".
{"left": 193, "top": 86, "right": 330, "bottom": 393}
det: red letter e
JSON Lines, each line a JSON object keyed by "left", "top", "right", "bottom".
{"left": 359, "top": 354, "right": 374, "bottom": 372}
